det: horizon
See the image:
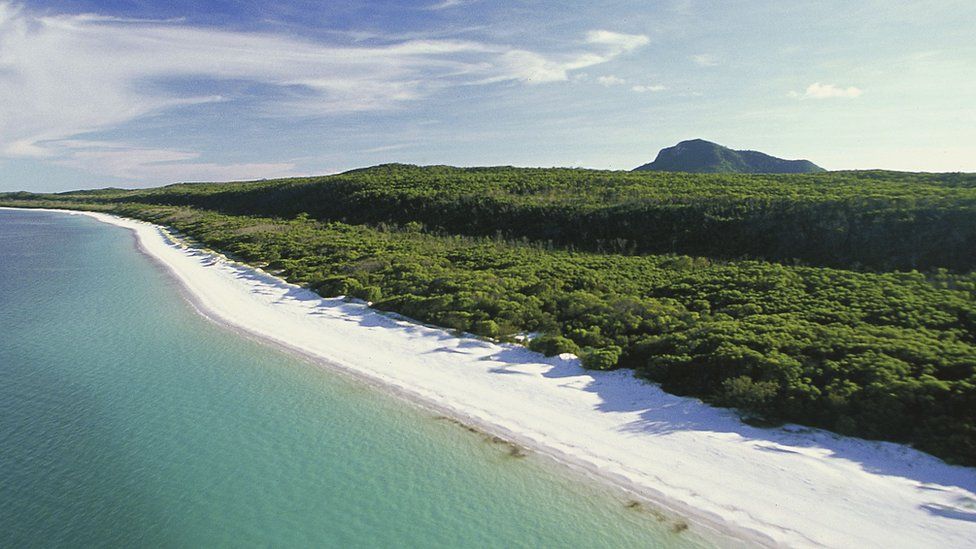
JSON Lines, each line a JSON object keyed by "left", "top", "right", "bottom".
{"left": 11, "top": 159, "right": 970, "bottom": 194}
{"left": 1, "top": 1, "right": 974, "bottom": 192}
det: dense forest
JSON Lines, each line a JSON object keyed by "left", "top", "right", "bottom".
{"left": 25, "top": 164, "right": 976, "bottom": 271}
{"left": 2, "top": 164, "right": 975, "bottom": 465}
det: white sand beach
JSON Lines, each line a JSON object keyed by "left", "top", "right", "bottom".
{"left": 21, "top": 208, "right": 976, "bottom": 548}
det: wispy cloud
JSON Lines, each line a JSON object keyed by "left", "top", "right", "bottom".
{"left": 596, "top": 75, "right": 665, "bottom": 93}
{"left": 790, "top": 82, "right": 863, "bottom": 99}
{"left": 631, "top": 84, "right": 666, "bottom": 93}
{"left": 483, "top": 29, "right": 649, "bottom": 85}
{"left": 358, "top": 143, "right": 411, "bottom": 154}
{"left": 597, "top": 75, "right": 627, "bottom": 86}
{"left": 52, "top": 141, "right": 298, "bottom": 183}
{"left": 425, "top": 0, "right": 471, "bottom": 9}
{"left": 0, "top": 3, "right": 648, "bottom": 182}
{"left": 692, "top": 54, "right": 717, "bottom": 67}
{"left": 585, "top": 30, "right": 650, "bottom": 54}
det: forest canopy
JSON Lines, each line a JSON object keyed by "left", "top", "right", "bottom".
{"left": 30, "top": 164, "right": 976, "bottom": 271}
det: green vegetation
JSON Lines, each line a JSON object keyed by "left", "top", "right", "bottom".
{"left": 3, "top": 163, "right": 975, "bottom": 465}
{"left": 18, "top": 164, "right": 975, "bottom": 271}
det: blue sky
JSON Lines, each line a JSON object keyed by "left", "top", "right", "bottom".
{"left": 1, "top": 1, "right": 974, "bottom": 191}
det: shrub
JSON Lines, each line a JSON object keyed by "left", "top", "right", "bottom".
{"left": 315, "top": 275, "right": 361, "bottom": 297}
{"left": 581, "top": 345, "right": 622, "bottom": 370}
{"left": 719, "top": 375, "right": 779, "bottom": 413}
{"left": 472, "top": 319, "right": 501, "bottom": 338}
{"left": 528, "top": 334, "right": 581, "bottom": 357}
{"left": 352, "top": 285, "right": 383, "bottom": 303}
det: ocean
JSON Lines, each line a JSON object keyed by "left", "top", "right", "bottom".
{"left": 0, "top": 209, "right": 706, "bottom": 547}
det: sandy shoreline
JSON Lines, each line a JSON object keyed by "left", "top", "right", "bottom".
{"left": 8, "top": 207, "right": 976, "bottom": 548}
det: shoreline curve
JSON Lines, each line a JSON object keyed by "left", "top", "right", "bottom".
{"left": 6, "top": 206, "right": 976, "bottom": 548}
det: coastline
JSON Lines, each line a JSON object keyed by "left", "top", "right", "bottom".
{"left": 8, "top": 207, "right": 976, "bottom": 548}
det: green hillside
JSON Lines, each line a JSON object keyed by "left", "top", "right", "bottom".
{"left": 14, "top": 164, "right": 976, "bottom": 270}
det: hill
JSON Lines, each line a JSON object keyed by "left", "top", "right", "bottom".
{"left": 634, "top": 139, "right": 825, "bottom": 173}
{"left": 7, "top": 164, "right": 972, "bottom": 271}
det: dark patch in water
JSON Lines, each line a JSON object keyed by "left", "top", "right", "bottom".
{"left": 433, "top": 414, "right": 526, "bottom": 456}
{"left": 433, "top": 414, "right": 479, "bottom": 433}
{"left": 506, "top": 444, "right": 527, "bottom": 458}
{"left": 671, "top": 520, "right": 689, "bottom": 533}
{"left": 624, "top": 499, "right": 688, "bottom": 534}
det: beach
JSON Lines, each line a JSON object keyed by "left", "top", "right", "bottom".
{"left": 20, "top": 207, "right": 976, "bottom": 548}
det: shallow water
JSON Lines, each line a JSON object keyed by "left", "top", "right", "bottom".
{"left": 0, "top": 209, "right": 711, "bottom": 547}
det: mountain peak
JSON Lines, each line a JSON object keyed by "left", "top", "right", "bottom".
{"left": 634, "top": 139, "right": 825, "bottom": 174}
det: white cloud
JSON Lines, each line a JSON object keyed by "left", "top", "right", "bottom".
{"left": 53, "top": 141, "right": 298, "bottom": 183}
{"left": 631, "top": 84, "right": 666, "bottom": 93}
{"left": 460, "top": 32, "right": 647, "bottom": 85}
{"left": 584, "top": 30, "right": 650, "bottom": 54}
{"left": 511, "top": 30, "right": 647, "bottom": 84}
{"left": 692, "top": 54, "right": 717, "bottom": 67}
{"left": 597, "top": 75, "right": 626, "bottom": 86}
{"left": 425, "top": 0, "right": 470, "bottom": 9}
{"left": 0, "top": 2, "right": 648, "bottom": 182}
{"left": 358, "top": 143, "right": 410, "bottom": 154}
{"left": 5, "top": 139, "right": 52, "bottom": 158}
{"left": 790, "top": 82, "right": 864, "bottom": 99}
{"left": 491, "top": 50, "right": 579, "bottom": 84}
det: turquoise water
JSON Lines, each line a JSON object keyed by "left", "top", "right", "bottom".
{"left": 0, "top": 209, "right": 709, "bottom": 548}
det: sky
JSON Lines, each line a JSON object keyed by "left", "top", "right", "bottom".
{"left": 1, "top": 1, "right": 974, "bottom": 191}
